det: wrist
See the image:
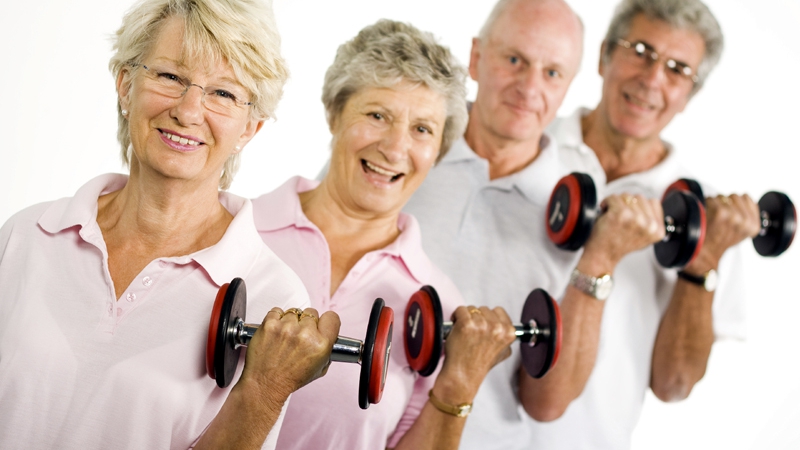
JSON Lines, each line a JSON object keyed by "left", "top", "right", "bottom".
{"left": 576, "top": 249, "right": 618, "bottom": 276}
{"left": 428, "top": 389, "right": 473, "bottom": 418}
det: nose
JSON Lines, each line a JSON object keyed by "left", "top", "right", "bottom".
{"left": 516, "top": 68, "right": 544, "bottom": 105}
{"left": 639, "top": 60, "right": 666, "bottom": 88}
{"left": 171, "top": 84, "right": 206, "bottom": 125}
{"left": 378, "top": 123, "right": 411, "bottom": 163}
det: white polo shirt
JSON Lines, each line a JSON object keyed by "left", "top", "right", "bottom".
{"left": 404, "top": 135, "right": 580, "bottom": 450}
{"left": 0, "top": 174, "right": 309, "bottom": 450}
{"left": 525, "top": 108, "right": 747, "bottom": 450}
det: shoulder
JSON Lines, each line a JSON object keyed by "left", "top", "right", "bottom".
{"left": 245, "top": 243, "right": 311, "bottom": 311}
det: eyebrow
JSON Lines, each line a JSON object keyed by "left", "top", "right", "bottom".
{"left": 149, "top": 57, "right": 242, "bottom": 86}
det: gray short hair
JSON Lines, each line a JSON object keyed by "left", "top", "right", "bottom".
{"left": 321, "top": 19, "right": 468, "bottom": 161}
{"left": 109, "top": 0, "right": 289, "bottom": 190}
{"left": 603, "top": 0, "right": 723, "bottom": 94}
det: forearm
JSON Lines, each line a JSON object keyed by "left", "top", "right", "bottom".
{"left": 391, "top": 374, "right": 475, "bottom": 450}
{"left": 650, "top": 278, "right": 714, "bottom": 402}
{"left": 518, "top": 281, "right": 605, "bottom": 421}
{"left": 194, "top": 379, "right": 289, "bottom": 450}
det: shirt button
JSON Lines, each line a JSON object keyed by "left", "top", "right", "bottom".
{"left": 107, "top": 304, "right": 113, "bottom": 316}
{"left": 142, "top": 276, "right": 152, "bottom": 287}
{"left": 126, "top": 292, "right": 136, "bottom": 302}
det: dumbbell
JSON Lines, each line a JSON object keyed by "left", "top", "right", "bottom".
{"left": 206, "top": 277, "right": 394, "bottom": 409}
{"left": 665, "top": 179, "right": 796, "bottom": 257}
{"left": 404, "top": 286, "right": 561, "bottom": 379}
{"left": 546, "top": 172, "right": 706, "bottom": 268}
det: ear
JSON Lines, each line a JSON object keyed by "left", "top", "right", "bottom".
{"left": 116, "top": 68, "right": 133, "bottom": 113}
{"left": 598, "top": 41, "right": 607, "bottom": 77}
{"left": 236, "top": 118, "right": 265, "bottom": 151}
{"left": 468, "top": 37, "right": 482, "bottom": 82}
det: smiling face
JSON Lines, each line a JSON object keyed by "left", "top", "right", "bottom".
{"left": 117, "top": 16, "right": 262, "bottom": 190}
{"left": 469, "top": 0, "right": 582, "bottom": 146}
{"left": 598, "top": 13, "right": 705, "bottom": 141}
{"left": 324, "top": 82, "right": 447, "bottom": 218}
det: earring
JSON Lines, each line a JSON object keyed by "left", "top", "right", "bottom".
{"left": 121, "top": 109, "right": 128, "bottom": 117}
{"left": 235, "top": 146, "right": 241, "bottom": 152}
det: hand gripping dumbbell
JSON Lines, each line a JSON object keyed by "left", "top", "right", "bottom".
{"left": 665, "top": 179, "right": 796, "bottom": 257}
{"left": 546, "top": 172, "right": 707, "bottom": 268}
{"left": 206, "top": 277, "right": 394, "bottom": 409}
{"left": 403, "top": 286, "right": 561, "bottom": 379}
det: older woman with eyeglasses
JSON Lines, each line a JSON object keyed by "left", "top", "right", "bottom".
{"left": 251, "top": 20, "right": 518, "bottom": 450}
{"left": 0, "top": 1, "right": 339, "bottom": 449}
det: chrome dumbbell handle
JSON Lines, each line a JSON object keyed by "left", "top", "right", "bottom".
{"left": 231, "top": 318, "right": 364, "bottom": 364}
{"left": 439, "top": 320, "right": 545, "bottom": 345}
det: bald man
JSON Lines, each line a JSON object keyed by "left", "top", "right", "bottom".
{"left": 405, "top": 0, "right": 667, "bottom": 448}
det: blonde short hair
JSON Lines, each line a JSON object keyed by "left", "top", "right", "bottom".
{"left": 109, "top": 0, "right": 289, "bottom": 189}
{"left": 322, "top": 19, "right": 468, "bottom": 161}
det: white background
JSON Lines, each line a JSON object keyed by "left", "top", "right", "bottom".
{"left": 1, "top": 0, "right": 798, "bottom": 448}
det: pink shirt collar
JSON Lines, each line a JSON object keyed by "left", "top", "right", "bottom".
{"left": 37, "top": 173, "right": 266, "bottom": 287}
{"left": 252, "top": 176, "right": 435, "bottom": 285}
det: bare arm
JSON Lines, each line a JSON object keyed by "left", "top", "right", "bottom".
{"left": 195, "top": 308, "right": 341, "bottom": 450}
{"left": 390, "top": 306, "right": 517, "bottom": 450}
{"left": 651, "top": 194, "right": 760, "bottom": 402}
{"left": 520, "top": 194, "right": 665, "bottom": 421}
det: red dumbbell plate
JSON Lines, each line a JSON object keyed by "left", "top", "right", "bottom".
{"left": 520, "top": 288, "right": 561, "bottom": 379}
{"left": 547, "top": 172, "right": 597, "bottom": 250}
{"left": 403, "top": 286, "right": 443, "bottom": 377}
{"left": 207, "top": 277, "right": 247, "bottom": 388}
{"left": 664, "top": 178, "right": 705, "bottom": 207}
{"left": 359, "top": 298, "right": 394, "bottom": 409}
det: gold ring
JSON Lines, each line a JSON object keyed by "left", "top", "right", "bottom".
{"left": 720, "top": 196, "right": 731, "bottom": 205}
{"left": 299, "top": 312, "right": 318, "bottom": 324}
{"left": 269, "top": 307, "right": 284, "bottom": 317}
{"left": 625, "top": 196, "right": 637, "bottom": 205}
{"left": 282, "top": 308, "right": 303, "bottom": 320}
{"left": 469, "top": 308, "right": 482, "bottom": 315}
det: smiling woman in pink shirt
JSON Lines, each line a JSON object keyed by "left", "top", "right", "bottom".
{"left": 0, "top": 1, "right": 341, "bottom": 449}
{"left": 252, "top": 20, "right": 518, "bottom": 450}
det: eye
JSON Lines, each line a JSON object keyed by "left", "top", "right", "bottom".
{"left": 509, "top": 55, "right": 520, "bottom": 65}
{"left": 157, "top": 71, "right": 183, "bottom": 84}
{"left": 369, "top": 112, "right": 384, "bottom": 120}
{"left": 416, "top": 125, "right": 432, "bottom": 134}
{"left": 546, "top": 69, "right": 560, "bottom": 78}
{"left": 212, "top": 89, "right": 238, "bottom": 102}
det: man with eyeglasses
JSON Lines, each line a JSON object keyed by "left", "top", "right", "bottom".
{"left": 523, "top": 0, "right": 760, "bottom": 448}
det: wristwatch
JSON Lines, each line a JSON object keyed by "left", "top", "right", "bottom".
{"left": 677, "top": 269, "right": 718, "bottom": 292}
{"left": 569, "top": 269, "right": 614, "bottom": 300}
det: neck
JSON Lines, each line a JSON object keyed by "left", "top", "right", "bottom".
{"left": 464, "top": 107, "right": 542, "bottom": 180}
{"left": 581, "top": 107, "right": 668, "bottom": 183}
{"left": 97, "top": 168, "right": 231, "bottom": 255}
{"left": 300, "top": 179, "right": 400, "bottom": 254}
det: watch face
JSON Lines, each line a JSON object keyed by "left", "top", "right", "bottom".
{"left": 704, "top": 269, "right": 718, "bottom": 292}
{"left": 595, "top": 274, "right": 614, "bottom": 300}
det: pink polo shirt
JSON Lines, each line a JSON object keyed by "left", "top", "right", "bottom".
{"left": 252, "top": 176, "right": 464, "bottom": 450}
{"left": 0, "top": 174, "right": 309, "bottom": 450}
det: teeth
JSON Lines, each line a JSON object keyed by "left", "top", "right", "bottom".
{"left": 364, "top": 160, "right": 400, "bottom": 177}
{"left": 161, "top": 130, "right": 200, "bottom": 146}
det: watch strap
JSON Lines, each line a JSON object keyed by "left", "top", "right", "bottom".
{"left": 677, "top": 270, "right": 705, "bottom": 286}
{"left": 428, "top": 389, "right": 472, "bottom": 418}
{"left": 569, "top": 269, "right": 613, "bottom": 300}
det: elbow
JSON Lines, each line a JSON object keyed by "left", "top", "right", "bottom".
{"left": 521, "top": 396, "right": 569, "bottom": 422}
{"left": 650, "top": 374, "right": 698, "bottom": 403}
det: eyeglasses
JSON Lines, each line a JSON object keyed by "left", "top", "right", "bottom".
{"left": 131, "top": 63, "right": 253, "bottom": 116}
{"left": 614, "top": 39, "right": 699, "bottom": 84}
